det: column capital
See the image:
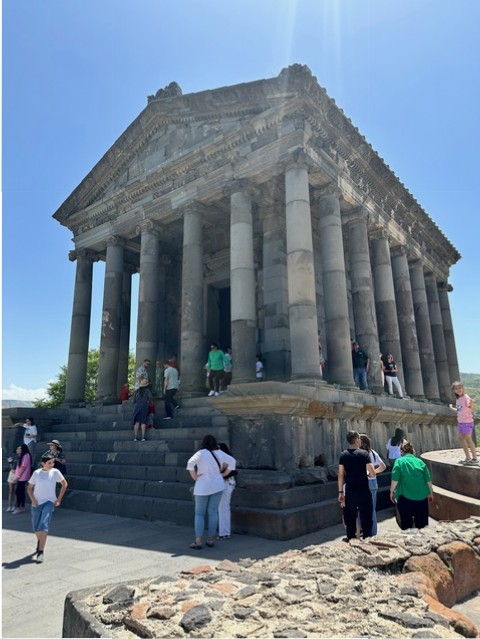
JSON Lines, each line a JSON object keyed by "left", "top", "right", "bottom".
{"left": 407, "top": 255, "right": 425, "bottom": 270}
{"left": 438, "top": 280, "right": 453, "bottom": 293}
{"left": 69, "top": 248, "right": 98, "bottom": 262}
{"left": 178, "top": 201, "right": 207, "bottom": 216}
{"left": 223, "top": 178, "right": 256, "bottom": 199}
{"left": 284, "top": 147, "right": 315, "bottom": 172}
{"left": 342, "top": 206, "right": 369, "bottom": 226}
{"left": 135, "top": 219, "right": 160, "bottom": 237}
{"left": 313, "top": 182, "right": 342, "bottom": 201}
{"left": 369, "top": 227, "right": 389, "bottom": 242}
{"left": 390, "top": 244, "right": 407, "bottom": 258}
{"left": 105, "top": 235, "right": 126, "bottom": 248}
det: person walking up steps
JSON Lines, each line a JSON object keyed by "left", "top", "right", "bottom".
{"left": 205, "top": 343, "right": 225, "bottom": 396}
{"left": 449, "top": 381, "right": 478, "bottom": 465}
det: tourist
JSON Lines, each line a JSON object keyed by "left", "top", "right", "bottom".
{"left": 221, "top": 347, "right": 233, "bottom": 390}
{"left": 359, "top": 434, "right": 386, "bottom": 536}
{"left": 386, "top": 428, "right": 406, "bottom": 466}
{"left": 119, "top": 383, "right": 131, "bottom": 403}
{"left": 132, "top": 378, "right": 153, "bottom": 441}
{"left": 48, "top": 440, "right": 67, "bottom": 476}
{"left": 337, "top": 430, "right": 375, "bottom": 541}
{"left": 6, "top": 453, "right": 18, "bottom": 512}
{"left": 146, "top": 399, "right": 155, "bottom": 429}
{"left": 449, "top": 381, "right": 478, "bottom": 465}
{"left": 217, "top": 442, "right": 237, "bottom": 539}
{"left": 255, "top": 354, "right": 265, "bottom": 381}
{"left": 382, "top": 354, "right": 404, "bottom": 398}
{"left": 390, "top": 440, "right": 433, "bottom": 530}
{"left": 163, "top": 360, "right": 180, "bottom": 420}
{"left": 27, "top": 452, "right": 68, "bottom": 563}
{"left": 134, "top": 359, "right": 151, "bottom": 390}
{"left": 186, "top": 434, "right": 231, "bottom": 549}
{"left": 12, "top": 444, "right": 32, "bottom": 514}
{"left": 205, "top": 343, "right": 225, "bottom": 397}
{"left": 15, "top": 417, "right": 37, "bottom": 456}
{"left": 168, "top": 354, "right": 180, "bottom": 376}
{"left": 351, "top": 341, "right": 369, "bottom": 390}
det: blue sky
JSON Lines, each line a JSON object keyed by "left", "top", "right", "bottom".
{"left": 3, "top": 0, "right": 480, "bottom": 401}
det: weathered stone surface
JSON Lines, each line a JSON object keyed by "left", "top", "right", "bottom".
{"left": 179, "top": 604, "right": 212, "bottom": 632}
{"left": 436, "top": 541, "right": 480, "bottom": 602}
{"left": 102, "top": 585, "right": 135, "bottom": 605}
{"left": 424, "top": 595, "right": 479, "bottom": 638}
{"left": 403, "top": 552, "right": 456, "bottom": 608}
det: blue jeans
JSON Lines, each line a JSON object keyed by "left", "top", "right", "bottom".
{"left": 31, "top": 501, "right": 55, "bottom": 533}
{"left": 194, "top": 490, "right": 224, "bottom": 538}
{"left": 353, "top": 367, "right": 368, "bottom": 390}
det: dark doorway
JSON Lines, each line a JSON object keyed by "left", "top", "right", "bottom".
{"left": 218, "top": 287, "right": 231, "bottom": 350}
{"left": 206, "top": 285, "right": 231, "bottom": 353}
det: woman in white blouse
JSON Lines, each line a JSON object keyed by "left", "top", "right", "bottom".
{"left": 186, "top": 434, "right": 232, "bottom": 549}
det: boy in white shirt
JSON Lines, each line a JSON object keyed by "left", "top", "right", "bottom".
{"left": 27, "top": 452, "right": 68, "bottom": 563}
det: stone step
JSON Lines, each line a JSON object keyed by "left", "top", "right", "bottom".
{"left": 66, "top": 461, "right": 191, "bottom": 482}
{"left": 65, "top": 449, "right": 192, "bottom": 467}
{"left": 431, "top": 484, "right": 480, "bottom": 520}
{"left": 67, "top": 476, "right": 192, "bottom": 500}
{"left": 41, "top": 425, "right": 229, "bottom": 445}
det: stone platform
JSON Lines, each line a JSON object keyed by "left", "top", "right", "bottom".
{"left": 422, "top": 448, "right": 480, "bottom": 521}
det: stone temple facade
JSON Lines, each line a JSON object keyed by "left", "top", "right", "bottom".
{"left": 55, "top": 64, "right": 460, "bottom": 406}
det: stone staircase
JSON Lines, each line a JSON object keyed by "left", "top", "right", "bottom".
{"left": 4, "top": 400, "right": 393, "bottom": 540}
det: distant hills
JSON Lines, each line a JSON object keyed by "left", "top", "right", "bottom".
{"left": 461, "top": 372, "right": 480, "bottom": 419}
{"left": 2, "top": 400, "right": 35, "bottom": 409}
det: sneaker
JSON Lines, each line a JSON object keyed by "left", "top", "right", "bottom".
{"left": 207, "top": 390, "right": 215, "bottom": 397}
{"left": 133, "top": 438, "right": 138, "bottom": 442}
{"left": 36, "top": 552, "right": 44, "bottom": 563}
{"left": 466, "top": 458, "right": 479, "bottom": 465}
{"left": 141, "top": 438, "right": 146, "bottom": 442}
{"left": 174, "top": 405, "right": 180, "bottom": 410}
{"left": 12, "top": 508, "right": 22, "bottom": 515}
{"left": 163, "top": 417, "right": 172, "bottom": 420}
{"left": 214, "top": 391, "right": 220, "bottom": 397}
{"left": 459, "top": 459, "right": 470, "bottom": 464}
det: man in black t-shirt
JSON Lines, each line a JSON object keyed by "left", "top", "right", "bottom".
{"left": 338, "top": 430, "right": 375, "bottom": 540}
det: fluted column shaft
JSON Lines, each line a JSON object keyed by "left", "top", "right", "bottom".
{"left": 391, "top": 246, "right": 425, "bottom": 398}
{"left": 425, "top": 275, "right": 451, "bottom": 402}
{"left": 438, "top": 282, "right": 461, "bottom": 382}
{"left": 135, "top": 223, "right": 160, "bottom": 372}
{"left": 409, "top": 260, "right": 440, "bottom": 401}
{"left": 156, "top": 255, "right": 170, "bottom": 364}
{"left": 285, "top": 163, "right": 321, "bottom": 380}
{"left": 116, "top": 266, "right": 133, "bottom": 394}
{"left": 318, "top": 191, "right": 352, "bottom": 386}
{"left": 346, "top": 210, "right": 382, "bottom": 392}
{"left": 64, "top": 250, "right": 95, "bottom": 404}
{"left": 230, "top": 186, "right": 257, "bottom": 383}
{"left": 180, "top": 205, "right": 204, "bottom": 394}
{"left": 370, "top": 232, "right": 405, "bottom": 389}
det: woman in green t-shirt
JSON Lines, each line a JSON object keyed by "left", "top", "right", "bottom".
{"left": 390, "top": 440, "right": 433, "bottom": 530}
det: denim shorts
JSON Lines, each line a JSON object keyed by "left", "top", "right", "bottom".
{"left": 31, "top": 501, "right": 55, "bottom": 533}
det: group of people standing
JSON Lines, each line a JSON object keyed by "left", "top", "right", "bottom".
{"left": 351, "top": 340, "right": 404, "bottom": 398}
{"left": 186, "top": 435, "right": 237, "bottom": 548}
{"left": 339, "top": 427, "right": 435, "bottom": 540}
{"left": 6, "top": 419, "right": 68, "bottom": 563}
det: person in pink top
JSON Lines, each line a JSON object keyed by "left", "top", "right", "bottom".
{"left": 12, "top": 444, "right": 32, "bottom": 514}
{"left": 449, "top": 381, "right": 478, "bottom": 465}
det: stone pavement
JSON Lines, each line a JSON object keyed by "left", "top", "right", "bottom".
{"left": 2, "top": 503, "right": 403, "bottom": 639}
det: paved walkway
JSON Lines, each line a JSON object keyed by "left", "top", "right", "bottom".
{"left": 2, "top": 504, "right": 478, "bottom": 638}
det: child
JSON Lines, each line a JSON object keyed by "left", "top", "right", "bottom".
{"left": 449, "top": 381, "right": 478, "bottom": 465}
{"left": 6, "top": 454, "right": 18, "bottom": 512}
{"left": 146, "top": 400, "right": 155, "bottom": 429}
{"left": 27, "top": 452, "right": 68, "bottom": 563}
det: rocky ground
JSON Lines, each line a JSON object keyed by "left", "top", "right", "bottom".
{"left": 79, "top": 518, "right": 480, "bottom": 638}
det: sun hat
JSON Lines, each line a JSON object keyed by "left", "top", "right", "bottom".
{"left": 48, "top": 439, "right": 61, "bottom": 447}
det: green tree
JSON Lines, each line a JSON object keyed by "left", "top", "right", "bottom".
{"left": 34, "top": 349, "right": 136, "bottom": 408}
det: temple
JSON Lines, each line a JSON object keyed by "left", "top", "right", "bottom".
{"left": 51, "top": 66, "right": 462, "bottom": 537}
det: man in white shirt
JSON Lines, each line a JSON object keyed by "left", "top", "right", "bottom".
{"left": 15, "top": 417, "right": 37, "bottom": 454}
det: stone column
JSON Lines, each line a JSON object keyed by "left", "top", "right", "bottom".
{"left": 135, "top": 221, "right": 160, "bottom": 372}
{"left": 156, "top": 254, "right": 170, "bottom": 363}
{"left": 97, "top": 236, "right": 125, "bottom": 402}
{"left": 370, "top": 230, "right": 405, "bottom": 389}
{"left": 317, "top": 187, "right": 352, "bottom": 386}
{"left": 262, "top": 207, "right": 290, "bottom": 380}
{"left": 230, "top": 181, "right": 257, "bottom": 383}
{"left": 390, "top": 245, "right": 425, "bottom": 399}
{"left": 64, "top": 249, "right": 96, "bottom": 404}
{"left": 408, "top": 259, "right": 440, "bottom": 401}
{"left": 438, "top": 281, "right": 461, "bottom": 382}
{"left": 345, "top": 209, "right": 383, "bottom": 393}
{"left": 116, "top": 265, "right": 133, "bottom": 394}
{"left": 179, "top": 204, "right": 205, "bottom": 394}
{"left": 284, "top": 159, "right": 321, "bottom": 381}
{"left": 425, "top": 274, "right": 451, "bottom": 402}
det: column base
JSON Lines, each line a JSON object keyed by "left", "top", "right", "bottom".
{"left": 288, "top": 377, "right": 328, "bottom": 387}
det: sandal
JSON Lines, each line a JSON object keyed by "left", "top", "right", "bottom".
{"left": 190, "top": 542, "right": 203, "bottom": 550}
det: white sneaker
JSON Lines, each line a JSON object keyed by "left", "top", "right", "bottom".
{"left": 208, "top": 391, "right": 215, "bottom": 397}
{"left": 214, "top": 391, "right": 220, "bottom": 396}
{"left": 36, "top": 552, "right": 44, "bottom": 563}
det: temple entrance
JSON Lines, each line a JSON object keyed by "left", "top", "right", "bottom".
{"left": 206, "top": 285, "right": 231, "bottom": 354}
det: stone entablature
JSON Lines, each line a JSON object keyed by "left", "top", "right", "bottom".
{"left": 56, "top": 65, "right": 461, "bottom": 404}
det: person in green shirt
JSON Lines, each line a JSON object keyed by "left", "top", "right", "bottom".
{"left": 205, "top": 343, "right": 225, "bottom": 397}
{"left": 390, "top": 440, "right": 433, "bottom": 530}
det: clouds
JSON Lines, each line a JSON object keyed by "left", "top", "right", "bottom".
{"left": 2, "top": 384, "right": 48, "bottom": 402}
